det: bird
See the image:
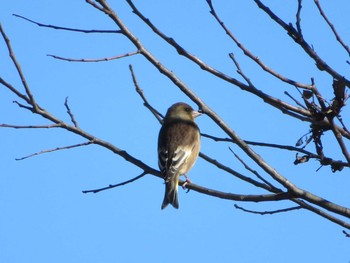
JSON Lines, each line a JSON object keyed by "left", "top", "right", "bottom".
{"left": 158, "top": 102, "right": 201, "bottom": 209}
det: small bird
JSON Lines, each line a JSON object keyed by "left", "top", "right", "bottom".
{"left": 158, "top": 102, "right": 201, "bottom": 209}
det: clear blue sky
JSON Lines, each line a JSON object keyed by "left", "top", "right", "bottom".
{"left": 1, "top": 1, "right": 350, "bottom": 262}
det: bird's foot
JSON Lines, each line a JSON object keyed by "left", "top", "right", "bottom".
{"left": 182, "top": 174, "right": 192, "bottom": 193}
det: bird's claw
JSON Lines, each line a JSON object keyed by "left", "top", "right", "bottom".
{"left": 182, "top": 174, "right": 192, "bottom": 193}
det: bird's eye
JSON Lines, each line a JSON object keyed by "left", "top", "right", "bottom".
{"left": 184, "top": 107, "right": 191, "bottom": 112}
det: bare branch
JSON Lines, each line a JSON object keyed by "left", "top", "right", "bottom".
{"left": 199, "top": 152, "right": 281, "bottom": 193}
{"left": 13, "top": 13, "right": 121, "bottom": 34}
{"left": 184, "top": 183, "right": 293, "bottom": 203}
{"left": 47, "top": 51, "right": 139, "bottom": 62}
{"left": 129, "top": 64, "right": 163, "bottom": 124}
{"left": 228, "top": 53, "right": 254, "bottom": 87}
{"left": 314, "top": 0, "right": 350, "bottom": 57}
{"left": 296, "top": 0, "right": 303, "bottom": 35}
{"left": 202, "top": 133, "right": 349, "bottom": 170}
{"left": 343, "top": 230, "right": 350, "bottom": 238}
{"left": 13, "top": 100, "right": 35, "bottom": 111}
{"left": 0, "top": 123, "right": 60, "bottom": 129}
{"left": 64, "top": 97, "right": 79, "bottom": 128}
{"left": 82, "top": 171, "right": 147, "bottom": 194}
{"left": 229, "top": 147, "right": 277, "bottom": 190}
{"left": 85, "top": 0, "right": 106, "bottom": 13}
{"left": 234, "top": 204, "right": 302, "bottom": 215}
{"left": 15, "top": 141, "right": 94, "bottom": 161}
{"left": 0, "top": 22, "right": 37, "bottom": 109}
{"left": 285, "top": 91, "right": 308, "bottom": 110}
{"left": 0, "top": 77, "right": 29, "bottom": 103}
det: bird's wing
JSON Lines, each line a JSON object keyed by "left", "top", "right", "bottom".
{"left": 159, "top": 146, "right": 192, "bottom": 182}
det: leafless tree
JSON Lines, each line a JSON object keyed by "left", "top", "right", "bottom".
{"left": 1, "top": 0, "right": 349, "bottom": 233}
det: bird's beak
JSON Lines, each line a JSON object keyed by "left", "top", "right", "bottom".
{"left": 192, "top": 110, "right": 202, "bottom": 118}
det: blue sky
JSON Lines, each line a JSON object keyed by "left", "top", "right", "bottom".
{"left": 1, "top": 1, "right": 350, "bottom": 262}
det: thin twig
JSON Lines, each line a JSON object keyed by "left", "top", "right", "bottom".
{"left": 0, "top": 123, "right": 60, "bottom": 129}
{"left": 47, "top": 51, "right": 139, "bottom": 62}
{"left": 13, "top": 100, "right": 34, "bottom": 111}
{"left": 82, "top": 171, "right": 147, "bottom": 193}
{"left": 16, "top": 141, "right": 94, "bottom": 161}
{"left": 86, "top": 0, "right": 106, "bottom": 13}
{"left": 64, "top": 97, "right": 79, "bottom": 127}
{"left": 199, "top": 152, "right": 281, "bottom": 193}
{"left": 13, "top": 14, "right": 121, "bottom": 34}
{"left": 234, "top": 204, "right": 302, "bottom": 215}
{"left": 0, "top": 22, "right": 37, "bottom": 109}
{"left": 285, "top": 91, "right": 308, "bottom": 110}
{"left": 0, "top": 77, "right": 29, "bottom": 103}
{"left": 229, "top": 147, "right": 277, "bottom": 190}
{"left": 228, "top": 53, "right": 254, "bottom": 87}
{"left": 201, "top": 133, "right": 350, "bottom": 169}
{"left": 343, "top": 230, "right": 350, "bottom": 238}
{"left": 314, "top": 0, "right": 350, "bottom": 57}
{"left": 129, "top": 64, "right": 163, "bottom": 124}
{"left": 296, "top": 0, "right": 303, "bottom": 35}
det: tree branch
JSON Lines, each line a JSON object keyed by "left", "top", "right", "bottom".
{"left": 234, "top": 204, "right": 302, "bottom": 215}
{"left": 0, "top": 22, "right": 37, "bottom": 109}
{"left": 47, "top": 51, "right": 139, "bottom": 62}
{"left": 15, "top": 141, "right": 94, "bottom": 161}
{"left": 82, "top": 171, "right": 147, "bottom": 193}
{"left": 129, "top": 64, "right": 163, "bottom": 124}
{"left": 13, "top": 13, "right": 122, "bottom": 34}
{"left": 314, "top": 0, "right": 350, "bottom": 57}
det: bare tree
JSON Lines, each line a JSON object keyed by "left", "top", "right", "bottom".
{"left": 1, "top": 0, "right": 349, "bottom": 233}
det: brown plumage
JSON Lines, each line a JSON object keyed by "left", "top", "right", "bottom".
{"left": 158, "top": 102, "right": 201, "bottom": 209}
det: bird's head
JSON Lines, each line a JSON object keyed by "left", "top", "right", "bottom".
{"left": 165, "top": 102, "right": 201, "bottom": 122}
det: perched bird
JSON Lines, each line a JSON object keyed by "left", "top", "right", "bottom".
{"left": 158, "top": 102, "right": 201, "bottom": 209}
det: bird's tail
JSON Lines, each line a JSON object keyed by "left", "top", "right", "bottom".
{"left": 161, "top": 177, "right": 179, "bottom": 209}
